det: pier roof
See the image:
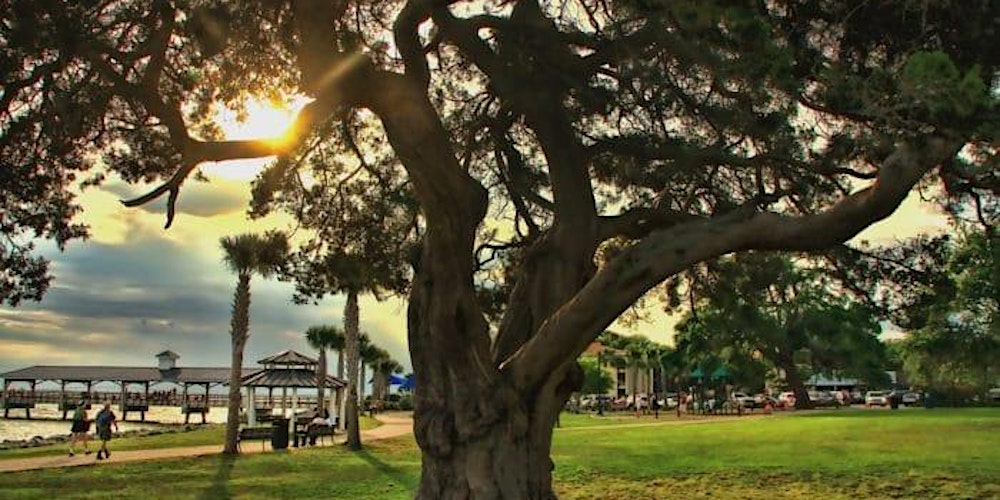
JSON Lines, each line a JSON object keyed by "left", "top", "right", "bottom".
{"left": 0, "top": 366, "right": 260, "bottom": 385}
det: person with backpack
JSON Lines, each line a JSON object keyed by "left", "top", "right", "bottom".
{"left": 68, "top": 402, "right": 92, "bottom": 457}
{"left": 95, "top": 403, "right": 118, "bottom": 460}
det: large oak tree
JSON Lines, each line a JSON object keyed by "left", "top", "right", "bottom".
{"left": 2, "top": 1, "right": 997, "bottom": 497}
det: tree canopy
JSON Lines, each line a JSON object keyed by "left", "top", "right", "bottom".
{"left": 855, "top": 225, "right": 999, "bottom": 401}
{"left": 3, "top": 1, "right": 998, "bottom": 497}
{"left": 675, "top": 253, "right": 888, "bottom": 405}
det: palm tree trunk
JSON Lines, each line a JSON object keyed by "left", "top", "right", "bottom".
{"left": 223, "top": 273, "right": 251, "bottom": 455}
{"left": 359, "top": 362, "right": 367, "bottom": 407}
{"left": 336, "top": 350, "right": 344, "bottom": 428}
{"left": 344, "top": 289, "right": 362, "bottom": 450}
{"left": 316, "top": 348, "right": 327, "bottom": 412}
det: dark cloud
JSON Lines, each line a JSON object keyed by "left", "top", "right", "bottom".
{"left": 0, "top": 233, "right": 411, "bottom": 376}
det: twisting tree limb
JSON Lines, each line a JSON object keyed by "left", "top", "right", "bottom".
{"left": 504, "top": 135, "right": 963, "bottom": 393}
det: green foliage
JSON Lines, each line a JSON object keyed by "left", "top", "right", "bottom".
{"left": 305, "top": 325, "right": 347, "bottom": 352}
{"left": 899, "top": 51, "right": 988, "bottom": 122}
{"left": 894, "top": 227, "right": 999, "bottom": 398}
{"left": 219, "top": 231, "right": 289, "bottom": 279}
{"left": 676, "top": 253, "right": 888, "bottom": 389}
{"left": 579, "top": 357, "right": 612, "bottom": 395}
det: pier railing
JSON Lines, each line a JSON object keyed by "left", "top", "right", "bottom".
{"left": 3, "top": 390, "right": 322, "bottom": 408}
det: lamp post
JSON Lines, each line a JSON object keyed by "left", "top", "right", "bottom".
{"left": 597, "top": 349, "right": 605, "bottom": 416}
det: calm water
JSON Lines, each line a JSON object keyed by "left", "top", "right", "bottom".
{"left": 0, "top": 404, "right": 230, "bottom": 442}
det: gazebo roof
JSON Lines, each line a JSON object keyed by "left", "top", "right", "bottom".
{"left": 241, "top": 369, "right": 345, "bottom": 389}
{"left": 257, "top": 350, "right": 318, "bottom": 367}
{"left": 156, "top": 350, "right": 181, "bottom": 360}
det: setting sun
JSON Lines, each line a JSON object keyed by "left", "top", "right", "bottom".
{"left": 200, "top": 97, "right": 311, "bottom": 180}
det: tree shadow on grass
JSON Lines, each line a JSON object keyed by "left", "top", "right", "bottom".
{"left": 356, "top": 448, "right": 418, "bottom": 492}
{"left": 198, "top": 455, "right": 237, "bottom": 500}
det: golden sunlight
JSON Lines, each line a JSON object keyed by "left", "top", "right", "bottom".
{"left": 200, "top": 97, "right": 310, "bottom": 180}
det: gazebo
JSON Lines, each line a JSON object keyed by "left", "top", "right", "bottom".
{"left": 240, "top": 350, "right": 345, "bottom": 432}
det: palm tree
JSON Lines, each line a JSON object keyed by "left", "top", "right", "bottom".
{"left": 305, "top": 325, "right": 345, "bottom": 414}
{"left": 343, "top": 290, "right": 363, "bottom": 449}
{"left": 220, "top": 231, "right": 288, "bottom": 455}
{"left": 358, "top": 333, "right": 378, "bottom": 407}
{"left": 373, "top": 354, "right": 403, "bottom": 402}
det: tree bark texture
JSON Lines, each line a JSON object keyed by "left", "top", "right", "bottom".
{"left": 344, "top": 289, "right": 362, "bottom": 450}
{"left": 359, "top": 362, "right": 366, "bottom": 407}
{"left": 223, "top": 273, "right": 251, "bottom": 455}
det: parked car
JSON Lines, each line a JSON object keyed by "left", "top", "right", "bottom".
{"left": 809, "top": 391, "right": 842, "bottom": 407}
{"left": 662, "top": 392, "right": 679, "bottom": 409}
{"left": 901, "top": 392, "right": 921, "bottom": 405}
{"left": 731, "top": 392, "right": 760, "bottom": 408}
{"left": 850, "top": 391, "right": 864, "bottom": 404}
{"left": 865, "top": 390, "right": 891, "bottom": 407}
{"left": 778, "top": 391, "right": 797, "bottom": 407}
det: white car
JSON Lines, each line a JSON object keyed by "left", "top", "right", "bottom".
{"left": 731, "top": 392, "right": 760, "bottom": 408}
{"left": 865, "top": 391, "right": 890, "bottom": 407}
{"left": 778, "top": 391, "right": 797, "bottom": 407}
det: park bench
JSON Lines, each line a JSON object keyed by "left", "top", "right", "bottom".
{"left": 3, "top": 397, "right": 36, "bottom": 418}
{"left": 237, "top": 426, "right": 273, "bottom": 452}
{"left": 306, "top": 425, "right": 336, "bottom": 446}
{"left": 182, "top": 400, "right": 209, "bottom": 424}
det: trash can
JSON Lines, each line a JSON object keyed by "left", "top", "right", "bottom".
{"left": 271, "top": 418, "right": 289, "bottom": 450}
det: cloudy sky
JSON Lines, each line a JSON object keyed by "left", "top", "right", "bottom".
{"left": 0, "top": 102, "right": 951, "bottom": 376}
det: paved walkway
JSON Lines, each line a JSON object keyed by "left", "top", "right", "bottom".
{"left": 0, "top": 412, "right": 414, "bottom": 474}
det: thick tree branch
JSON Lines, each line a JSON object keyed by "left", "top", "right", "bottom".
{"left": 120, "top": 98, "right": 332, "bottom": 227}
{"left": 503, "top": 135, "right": 963, "bottom": 392}
{"left": 140, "top": 2, "right": 176, "bottom": 88}
{"left": 597, "top": 206, "right": 700, "bottom": 241}
{"left": 394, "top": 0, "right": 434, "bottom": 89}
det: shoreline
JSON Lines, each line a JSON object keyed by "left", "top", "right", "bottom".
{"left": 0, "top": 422, "right": 220, "bottom": 451}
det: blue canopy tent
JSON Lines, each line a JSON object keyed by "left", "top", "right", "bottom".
{"left": 390, "top": 374, "right": 415, "bottom": 391}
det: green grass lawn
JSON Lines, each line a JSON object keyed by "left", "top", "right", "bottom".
{"left": 0, "top": 416, "right": 382, "bottom": 460}
{"left": 2, "top": 409, "right": 997, "bottom": 499}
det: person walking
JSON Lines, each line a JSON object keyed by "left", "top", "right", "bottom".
{"left": 68, "top": 402, "right": 92, "bottom": 457}
{"left": 95, "top": 403, "right": 118, "bottom": 460}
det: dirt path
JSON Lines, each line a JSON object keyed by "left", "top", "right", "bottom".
{"left": 0, "top": 412, "right": 414, "bottom": 474}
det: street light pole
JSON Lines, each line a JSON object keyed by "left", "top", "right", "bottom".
{"left": 597, "top": 349, "right": 605, "bottom": 416}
